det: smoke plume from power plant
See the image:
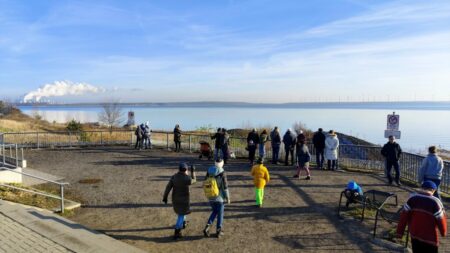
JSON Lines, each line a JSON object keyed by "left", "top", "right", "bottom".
{"left": 22, "top": 81, "right": 105, "bottom": 102}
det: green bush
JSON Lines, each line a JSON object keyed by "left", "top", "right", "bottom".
{"left": 66, "top": 119, "right": 83, "bottom": 132}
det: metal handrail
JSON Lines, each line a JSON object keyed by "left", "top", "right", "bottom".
{"left": 0, "top": 166, "right": 69, "bottom": 213}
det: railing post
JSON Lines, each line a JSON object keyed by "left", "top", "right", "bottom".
{"left": 130, "top": 131, "right": 133, "bottom": 146}
{"left": 15, "top": 144, "right": 18, "bottom": 168}
{"left": 100, "top": 132, "right": 103, "bottom": 145}
{"left": 189, "top": 135, "right": 192, "bottom": 153}
{"left": 37, "top": 132, "right": 40, "bottom": 149}
{"left": 166, "top": 132, "right": 169, "bottom": 150}
{"left": 68, "top": 132, "right": 72, "bottom": 147}
{"left": 2, "top": 144, "right": 5, "bottom": 165}
{"left": 60, "top": 184, "right": 65, "bottom": 213}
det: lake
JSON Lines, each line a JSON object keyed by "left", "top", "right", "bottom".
{"left": 18, "top": 104, "right": 450, "bottom": 153}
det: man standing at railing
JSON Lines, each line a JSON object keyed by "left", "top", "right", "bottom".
{"left": 312, "top": 128, "right": 326, "bottom": 170}
{"left": 381, "top": 135, "right": 403, "bottom": 186}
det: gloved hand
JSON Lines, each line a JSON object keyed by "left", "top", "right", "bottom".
{"left": 162, "top": 198, "right": 168, "bottom": 204}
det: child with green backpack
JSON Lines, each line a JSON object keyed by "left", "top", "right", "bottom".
{"left": 202, "top": 159, "right": 230, "bottom": 238}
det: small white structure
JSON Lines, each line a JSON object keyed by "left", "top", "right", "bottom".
{"left": 127, "top": 111, "right": 135, "bottom": 126}
{"left": 0, "top": 167, "right": 23, "bottom": 184}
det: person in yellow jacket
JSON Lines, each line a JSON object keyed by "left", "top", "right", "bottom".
{"left": 251, "top": 157, "right": 270, "bottom": 208}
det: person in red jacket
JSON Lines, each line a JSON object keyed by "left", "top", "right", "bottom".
{"left": 397, "top": 180, "right": 447, "bottom": 253}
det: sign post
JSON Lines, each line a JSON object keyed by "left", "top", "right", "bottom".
{"left": 384, "top": 112, "right": 401, "bottom": 139}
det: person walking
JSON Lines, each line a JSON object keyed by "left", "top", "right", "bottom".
{"left": 134, "top": 124, "right": 143, "bottom": 150}
{"left": 270, "top": 127, "right": 281, "bottom": 164}
{"left": 173, "top": 124, "right": 182, "bottom": 152}
{"left": 162, "top": 163, "right": 197, "bottom": 240}
{"left": 325, "top": 130, "right": 339, "bottom": 170}
{"left": 222, "top": 128, "right": 230, "bottom": 164}
{"left": 142, "top": 122, "right": 151, "bottom": 149}
{"left": 203, "top": 159, "right": 230, "bottom": 238}
{"left": 397, "top": 181, "right": 447, "bottom": 253}
{"left": 294, "top": 137, "right": 311, "bottom": 180}
{"left": 381, "top": 135, "right": 402, "bottom": 186}
{"left": 251, "top": 157, "right": 270, "bottom": 208}
{"left": 312, "top": 128, "right": 326, "bottom": 169}
{"left": 247, "top": 128, "right": 260, "bottom": 165}
{"left": 211, "top": 128, "right": 224, "bottom": 160}
{"left": 418, "top": 146, "right": 444, "bottom": 199}
{"left": 259, "top": 129, "right": 269, "bottom": 160}
{"left": 282, "top": 129, "right": 296, "bottom": 166}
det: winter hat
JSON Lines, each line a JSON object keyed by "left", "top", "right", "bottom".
{"left": 179, "top": 163, "right": 189, "bottom": 171}
{"left": 421, "top": 180, "right": 437, "bottom": 190}
{"left": 347, "top": 181, "right": 358, "bottom": 190}
{"left": 215, "top": 159, "right": 224, "bottom": 169}
{"left": 256, "top": 157, "right": 264, "bottom": 164}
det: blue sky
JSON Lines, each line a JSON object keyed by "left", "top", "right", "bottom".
{"left": 1, "top": 0, "right": 450, "bottom": 103}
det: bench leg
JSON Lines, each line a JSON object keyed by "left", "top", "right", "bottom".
{"left": 373, "top": 210, "right": 380, "bottom": 238}
{"left": 361, "top": 200, "right": 366, "bottom": 221}
{"left": 338, "top": 192, "right": 344, "bottom": 217}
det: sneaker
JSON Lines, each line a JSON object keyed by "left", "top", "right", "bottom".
{"left": 173, "top": 229, "right": 183, "bottom": 240}
{"left": 293, "top": 175, "right": 299, "bottom": 178}
{"left": 183, "top": 221, "right": 188, "bottom": 229}
{"left": 305, "top": 176, "right": 311, "bottom": 180}
{"left": 216, "top": 228, "right": 224, "bottom": 238}
{"left": 203, "top": 224, "right": 211, "bottom": 237}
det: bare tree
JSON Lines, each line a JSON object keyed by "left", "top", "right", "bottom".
{"left": 98, "top": 102, "right": 124, "bottom": 130}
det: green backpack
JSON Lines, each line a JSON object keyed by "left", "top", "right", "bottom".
{"left": 203, "top": 176, "right": 219, "bottom": 199}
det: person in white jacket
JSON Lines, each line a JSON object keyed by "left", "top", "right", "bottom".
{"left": 325, "top": 130, "right": 339, "bottom": 170}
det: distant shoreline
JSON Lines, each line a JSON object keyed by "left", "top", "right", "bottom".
{"left": 15, "top": 101, "right": 450, "bottom": 110}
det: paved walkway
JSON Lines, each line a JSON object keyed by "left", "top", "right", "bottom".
{"left": 0, "top": 200, "right": 145, "bottom": 253}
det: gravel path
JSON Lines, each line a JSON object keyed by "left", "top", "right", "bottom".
{"left": 24, "top": 146, "right": 449, "bottom": 253}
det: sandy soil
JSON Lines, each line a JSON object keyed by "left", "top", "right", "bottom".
{"left": 24, "top": 146, "right": 449, "bottom": 253}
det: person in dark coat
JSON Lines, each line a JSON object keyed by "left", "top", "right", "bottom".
{"left": 270, "top": 127, "right": 281, "bottom": 164}
{"left": 381, "top": 135, "right": 402, "bottom": 186}
{"left": 134, "top": 124, "right": 143, "bottom": 150}
{"left": 312, "top": 128, "right": 326, "bottom": 169}
{"left": 247, "top": 128, "right": 260, "bottom": 165}
{"left": 222, "top": 129, "right": 230, "bottom": 164}
{"left": 173, "top": 124, "right": 182, "bottom": 152}
{"left": 211, "top": 128, "right": 225, "bottom": 160}
{"left": 282, "top": 129, "right": 296, "bottom": 166}
{"left": 163, "top": 163, "right": 197, "bottom": 239}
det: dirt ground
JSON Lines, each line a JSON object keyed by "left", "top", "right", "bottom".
{"left": 24, "top": 146, "right": 450, "bottom": 253}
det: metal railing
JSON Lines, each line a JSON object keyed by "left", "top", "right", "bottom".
{"left": 0, "top": 166, "right": 69, "bottom": 213}
{"left": 1, "top": 130, "right": 449, "bottom": 193}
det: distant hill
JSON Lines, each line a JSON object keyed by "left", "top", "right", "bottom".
{"left": 16, "top": 101, "right": 450, "bottom": 110}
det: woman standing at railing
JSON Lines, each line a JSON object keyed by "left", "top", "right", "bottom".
{"left": 325, "top": 130, "right": 339, "bottom": 170}
{"left": 173, "top": 124, "right": 182, "bottom": 152}
{"left": 418, "top": 146, "right": 444, "bottom": 199}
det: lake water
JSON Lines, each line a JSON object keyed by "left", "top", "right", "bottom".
{"left": 19, "top": 105, "right": 450, "bottom": 153}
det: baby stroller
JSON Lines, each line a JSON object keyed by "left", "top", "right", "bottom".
{"left": 199, "top": 141, "right": 213, "bottom": 160}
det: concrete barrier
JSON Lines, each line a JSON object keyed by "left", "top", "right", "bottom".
{"left": 0, "top": 167, "right": 23, "bottom": 184}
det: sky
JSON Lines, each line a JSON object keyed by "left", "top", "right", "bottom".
{"left": 1, "top": 0, "right": 450, "bottom": 103}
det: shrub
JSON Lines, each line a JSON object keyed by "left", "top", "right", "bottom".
{"left": 66, "top": 119, "right": 83, "bottom": 132}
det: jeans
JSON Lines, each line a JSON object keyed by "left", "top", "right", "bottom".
{"left": 424, "top": 177, "right": 441, "bottom": 199}
{"left": 175, "top": 215, "right": 185, "bottom": 229}
{"left": 174, "top": 141, "right": 181, "bottom": 152}
{"left": 207, "top": 201, "right": 224, "bottom": 229}
{"left": 284, "top": 147, "right": 294, "bottom": 165}
{"left": 386, "top": 160, "right": 400, "bottom": 184}
{"left": 255, "top": 188, "right": 264, "bottom": 205}
{"left": 259, "top": 144, "right": 265, "bottom": 158}
{"left": 248, "top": 146, "right": 257, "bottom": 163}
{"left": 272, "top": 145, "right": 280, "bottom": 163}
{"left": 315, "top": 148, "right": 324, "bottom": 168}
{"left": 214, "top": 148, "right": 223, "bottom": 160}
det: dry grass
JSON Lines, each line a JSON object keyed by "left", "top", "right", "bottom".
{"left": 78, "top": 178, "right": 103, "bottom": 184}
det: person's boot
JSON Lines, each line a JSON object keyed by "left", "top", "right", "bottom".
{"left": 173, "top": 229, "right": 182, "bottom": 240}
{"left": 203, "top": 224, "right": 211, "bottom": 237}
{"left": 216, "top": 228, "right": 224, "bottom": 238}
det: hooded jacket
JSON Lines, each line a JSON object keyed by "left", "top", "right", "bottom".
{"left": 312, "top": 131, "right": 326, "bottom": 150}
{"left": 251, "top": 164, "right": 270, "bottom": 189}
{"left": 163, "top": 171, "right": 196, "bottom": 215}
{"left": 418, "top": 153, "right": 444, "bottom": 182}
{"left": 270, "top": 130, "right": 281, "bottom": 146}
{"left": 381, "top": 142, "right": 402, "bottom": 162}
{"left": 205, "top": 166, "right": 230, "bottom": 202}
{"left": 325, "top": 134, "right": 339, "bottom": 160}
{"left": 283, "top": 131, "right": 296, "bottom": 148}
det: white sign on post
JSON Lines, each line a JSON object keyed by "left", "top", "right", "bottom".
{"left": 385, "top": 112, "right": 401, "bottom": 139}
